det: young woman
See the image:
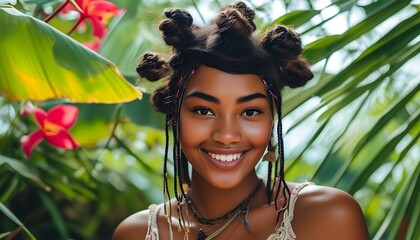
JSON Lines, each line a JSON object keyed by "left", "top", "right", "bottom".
{"left": 113, "top": 2, "right": 369, "bottom": 239}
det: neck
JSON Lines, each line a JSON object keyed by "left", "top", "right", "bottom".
{"left": 187, "top": 170, "right": 266, "bottom": 221}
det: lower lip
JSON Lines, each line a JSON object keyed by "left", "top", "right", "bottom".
{"left": 204, "top": 152, "right": 245, "bottom": 170}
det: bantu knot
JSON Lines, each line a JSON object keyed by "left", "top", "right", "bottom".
{"left": 261, "top": 25, "right": 302, "bottom": 62}
{"left": 215, "top": 3, "right": 255, "bottom": 37}
{"left": 229, "top": 1, "right": 256, "bottom": 31}
{"left": 159, "top": 8, "right": 196, "bottom": 48}
{"left": 150, "top": 83, "right": 170, "bottom": 113}
{"left": 136, "top": 52, "right": 171, "bottom": 82}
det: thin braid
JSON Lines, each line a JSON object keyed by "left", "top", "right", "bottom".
{"left": 176, "top": 115, "right": 184, "bottom": 201}
{"left": 266, "top": 161, "right": 273, "bottom": 203}
{"left": 274, "top": 148, "right": 279, "bottom": 184}
{"left": 171, "top": 69, "right": 195, "bottom": 230}
{"left": 163, "top": 115, "right": 172, "bottom": 218}
{"left": 172, "top": 117, "right": 185, "bottom": 229}
{"left": 172, "top": 123, "right": 180, "bottom": 202}
{"left": 176, "top": 123, "right": 189, "bottom": 229}
{"left": 138, "top": 1, "right": 313, "bottom": 231}
{"left": 275, "top": 94, "right": 291, "bottom": 223}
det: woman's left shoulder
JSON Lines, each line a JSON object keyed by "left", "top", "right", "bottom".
{"left": 292, "top": 183, "right": 370, "bottom": 239}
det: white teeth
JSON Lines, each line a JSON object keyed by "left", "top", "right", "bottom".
{"left": 208, "top": 152, "right": 242, "bottom": 162}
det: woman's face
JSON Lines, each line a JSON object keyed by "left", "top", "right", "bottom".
{"left": 180, "top": 65, "right": 273, "bottom": 189}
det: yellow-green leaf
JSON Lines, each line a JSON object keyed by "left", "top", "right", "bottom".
{"left": 0, "top": 6, "right": 141, "bottom": 103}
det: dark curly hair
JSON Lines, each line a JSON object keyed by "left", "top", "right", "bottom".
{"left": 136, "top": 1, "right": 313, "bottom": 225}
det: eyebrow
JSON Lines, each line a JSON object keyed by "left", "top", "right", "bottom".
{"left": 237, "top": 93, "right": 268, "bottom": 104}
{"left": 185, "top": 91, "right": 267, "bottom": 104}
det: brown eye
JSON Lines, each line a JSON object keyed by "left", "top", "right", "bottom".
{"left": 242, "top": 109, "right": 261, "bottom": 117}
{"left": 194, "top": 107, "right": 214, "bottom": 116}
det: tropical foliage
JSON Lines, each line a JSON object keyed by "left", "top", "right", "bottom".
{"left": 0, "top": 0, "right": 418, "bottom": 239}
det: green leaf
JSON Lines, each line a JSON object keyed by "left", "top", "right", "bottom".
{"left": 37, "top": 191, "right": 69, "bottom": 239}
{"left": 357, "top": 11, "right": 420, "bottom": 59}
{"left": 0, "top": 176, "right": 19, "bottom": 202}
{"left": 0, "top": 202, "right": 36, "bottom": 240}
{"left": 372, "top": 161, "right": 419, "bottom": 240}
{"left": 263, "top": 9, "right": 320, "bottom": 30}
{"left": 312, "top": 93, "right": 370, "bottom": 184}
{"left": 352, "top": 84, "right": 420, "bottom": 158}
{"left": 303, "top": 0, "right": 411, "bottom": 63}
{"left": 0, "top": 154, "right": 50, "bottom": 190}
{"left": 403, "top": 170, "right": 420, "bottom": 240}
{"left": 314, "top": 19, "right": 419, "bottom": 97}
{"left": 286, "top": 120, "right": 329, "bottom": 172}
{"left": 348, "top": 108, "right": 420, "bottom": 194}
{"left": 0, "top": 6, "right": 141, "bottom": 103}
{"left": 321, "top": 41, "right": 420, "bottom": 106}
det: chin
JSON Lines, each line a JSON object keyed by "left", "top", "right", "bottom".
{"left": 204, "top": 172, "right": 249, "bottom": 190}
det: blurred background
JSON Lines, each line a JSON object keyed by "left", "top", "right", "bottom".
{"left": 0, "top": 0, "right": 419, "bottom": 239}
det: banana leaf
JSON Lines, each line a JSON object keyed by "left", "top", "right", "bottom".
{"left": 0, "top": 5, "right": 141, "bottom": 103}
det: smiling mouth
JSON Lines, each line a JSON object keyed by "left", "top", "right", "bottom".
{"left": 207, "top": 152, "right": 243, "bottom": 162}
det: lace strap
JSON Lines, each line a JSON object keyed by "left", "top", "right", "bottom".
{"left": 145, "top": 204, "right": 160, "bottom": 240}
{"left": 267, "top": 182, "right": 314, "bottom": 240}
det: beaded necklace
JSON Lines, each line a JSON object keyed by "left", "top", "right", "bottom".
{"left": 184, "top": 178, "right": 264, "bottom": 240}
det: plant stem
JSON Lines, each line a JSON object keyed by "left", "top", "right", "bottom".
{"left": 44, "top": 1, "right": 70, "bottom": 23}
{"left": 67, "top": 18, "right": 83, "bottom": 36}
{"left": 105, "top": 104, "right": 124, "bottom": 149}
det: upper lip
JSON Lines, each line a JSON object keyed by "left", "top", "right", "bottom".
{"left": 203, "top": 148, "right": 248, "bottom": 155}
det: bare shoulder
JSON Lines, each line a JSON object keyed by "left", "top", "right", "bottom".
{"left": 112, "top": 208, "right": 150, "bottom": 240}
{"left": 292, "top": 184, "right": 370, "bottom": 240}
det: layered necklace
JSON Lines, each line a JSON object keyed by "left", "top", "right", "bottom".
{"left": 183, "top": 178, "right": 264, "bottom": 240}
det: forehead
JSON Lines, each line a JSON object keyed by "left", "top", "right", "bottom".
{"left": 184, "top": 65, "right": 267, "bottom": 95}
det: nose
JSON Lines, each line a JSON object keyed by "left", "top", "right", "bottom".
{"left": 212, "top": 115, "right": 241, "bottom": 145}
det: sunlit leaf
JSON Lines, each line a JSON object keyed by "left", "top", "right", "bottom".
{"left": 404, "top": 183, "right": 420, "bottom": 240}
{"left": 304, "top": 0, "right": 411, "bottom": 63}
{"left": 349, "top": 109, "right": 420, "bottom": 194}
{"left": 0, "top": 6, "right": 141, "bottom": 103}
{"left": 311, "top": 20, "right": 419, "bottom": 98}
{"left": 263, "top": 9, "right": 320, "bottom": 30}
{"left": 321, "top": 42, "right": 420, "bottom": 106}
{"left": 372, "top": 162, "right": 419, "bottom": 240}
{"left": 312, "top": 93, "right": 370, "bottom": 184}
{"left": 352, "top": 84, "right": 420, "bottom": 158}
{"left": 286, "top": 120, "right": 329, "bottom": 171}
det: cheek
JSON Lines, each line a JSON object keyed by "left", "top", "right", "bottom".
{"left": 243, "top": 120, "right": 272, "bottom": 146}
{"left": 179, "top": 111, "right": 208, "bottom": 148}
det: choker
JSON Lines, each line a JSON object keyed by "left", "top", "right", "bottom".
{"left": 184, "top": 178, "right": 263, "bottom": 239}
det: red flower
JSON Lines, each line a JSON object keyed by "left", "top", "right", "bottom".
{"left": 83, "top": 39, "right": 101, "bottom": 51}
{"left": 65, "top": 0, "right": 120, "bottom": 38}
{"left": 21, "top": 105, "right": 79, "bottom": 157}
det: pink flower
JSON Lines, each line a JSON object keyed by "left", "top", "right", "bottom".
{"left": 21, "top": 105, "right": 79, "bottom": 157}
{"left": 20, "top": 102, "right": 35, "bottom": 117}
{"left": 83, "top": 40, "right": 101, "bottom": 51}
{"left": 64, "top": 0, "right": 120, "bottom": 38}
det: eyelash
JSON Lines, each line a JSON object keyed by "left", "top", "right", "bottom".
{"left": 192, "top": 107, "right": 262, "bottom": 117}
{"left": 242, "top": 108, "right": 262, "bottom": 117}
{"left": 193, "top": 107, "right": 214, "bottom": 116}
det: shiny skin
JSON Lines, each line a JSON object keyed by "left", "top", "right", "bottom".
{"left": 180, "top": 65, "right": 273, "bottom": 190}
{"left": 112, "top": 65, "right": 370, "bottom": 240}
